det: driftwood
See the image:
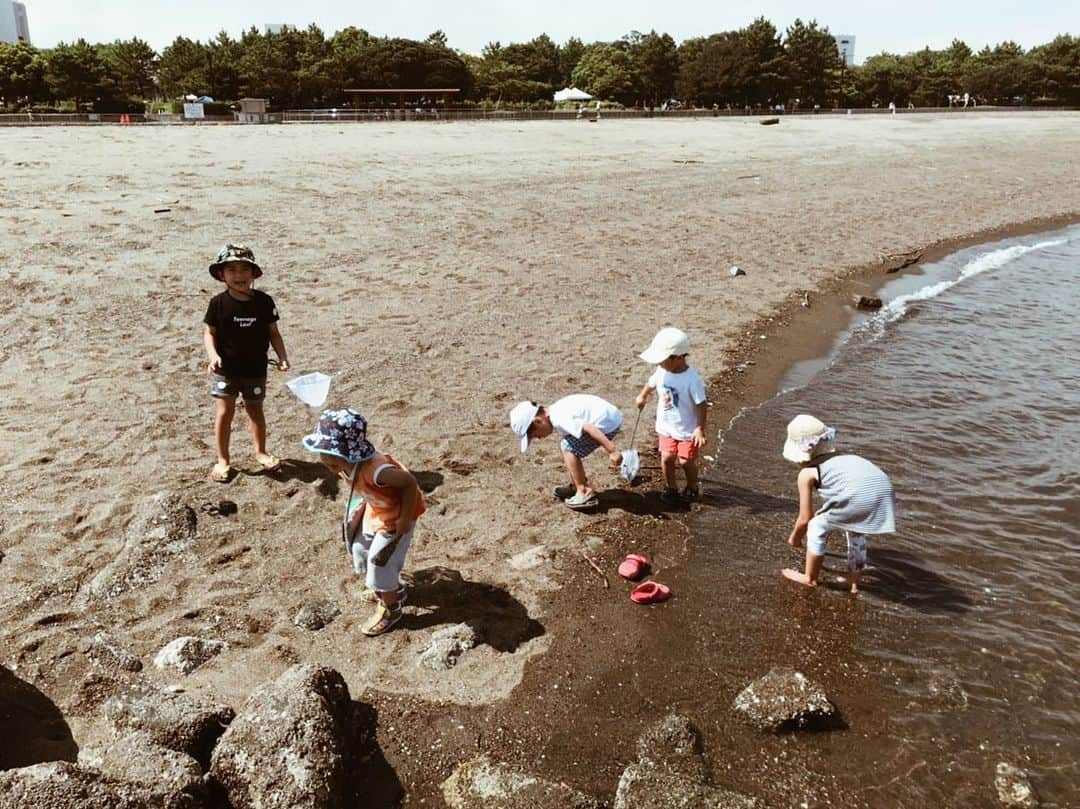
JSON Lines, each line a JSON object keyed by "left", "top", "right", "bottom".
{"left": 760, "top": 117, "right": 780, "bottom": 126}
{"left": 581, "top": 553, "right": 609, "bottom": 588}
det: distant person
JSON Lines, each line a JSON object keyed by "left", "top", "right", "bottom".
{"left": 963, "top": 92, "right": 970, "bottom": 108}
{"left": 596, "top": 100, "right": 602, "bottom": 121}
{"left": 780, "top": 415, "right": 897, "bottom": 595}
{"left": 203, "top": 244, "right": 290, "bottom": 482}
{"left": 889, "top": 101, "right": 896, "bottom": 114}
{"left": 635, "top": 328, "right": 708, "bottom": 504}
{"left": 510, "top": 395, "right": 624, "bottom": 510}
{"left": 303, "top": 408, "right": 426, "bottom": 636}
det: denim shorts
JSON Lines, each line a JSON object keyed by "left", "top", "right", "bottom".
{"left": 560, "top": 429, "right": 620, "bottom": 459}
{"left": 209, "top": 373, "right": 267, "bottom": 402}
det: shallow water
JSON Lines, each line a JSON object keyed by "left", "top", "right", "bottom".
{"left": 689, "top": 225, "right": 1080, "bottom": 806}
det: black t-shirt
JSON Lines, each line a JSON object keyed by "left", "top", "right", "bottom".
{"left": 203, "top": 289, "right": 279, "bottom": 377}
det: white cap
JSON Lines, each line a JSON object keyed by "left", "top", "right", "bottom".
{"left": 639, "top": 327, "right": 691, "bottom": 364}
{"left": 509, "top": 401, "right": 540, "bottom": 453}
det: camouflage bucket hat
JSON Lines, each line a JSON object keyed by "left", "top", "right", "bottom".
{"left": 209, "top": 243, "right": 262, "bottom": 281}
{"left": 302, "top": 408, "right": 377, "bottom": 464}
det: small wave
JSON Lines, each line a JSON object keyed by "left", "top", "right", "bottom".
{"left": 881, "top": 237, "right": 1068, "bottom": 323}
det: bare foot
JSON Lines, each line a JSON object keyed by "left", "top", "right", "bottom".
{"left": 781, "top": 568, "right": 817, "bottom": 587}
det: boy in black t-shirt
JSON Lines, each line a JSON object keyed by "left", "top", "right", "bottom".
{"left": 203, "top": 244, "right": 290, "bottom": 482}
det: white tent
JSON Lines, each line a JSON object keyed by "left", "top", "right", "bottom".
{"left": 553, "top": 87, "right": 593, "bottom": 103}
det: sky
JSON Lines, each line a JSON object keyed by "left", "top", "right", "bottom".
{"left": 22, "top": 1, "right": 1080, "bottom": 61}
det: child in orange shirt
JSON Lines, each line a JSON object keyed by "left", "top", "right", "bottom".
{"left": 303, "top": 408, "right": 425, "bottom": 636}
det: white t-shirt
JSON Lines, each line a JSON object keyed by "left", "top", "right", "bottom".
{"left": 647, "top": 367, "right": 706, "bottom": 440}
{"left": 548, "top": 394, "right": 624, "bottom": 439}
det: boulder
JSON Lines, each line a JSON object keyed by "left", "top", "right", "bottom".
{"left": 734, "top": 667, "right": 836, "bottom": 732}
{"left": 853, "top": 295, "right": 883, "bottom": 310}
{"left": 293, "top": 600, "right": 341, "bottom": 631}
{"left": 995, "top": 763, "right": 1038, "bottom": 808}
{"left": 210, "top": 664, "right": 368, "bottom": 809}
{"left": 102, "top": 681, "right": 234, "bottom": 768}
{"left": 614, "top": 715, "right": 756, "bottom": 809}
{"left": 442, "top": 755, "right": 603, "bottom": 809}
{"left": 78, "top": 731, "right": 208, "bottom": 807}
{"left": 418, "top": 623, "right": 481, "bottom": 671}
{"left": 728, "top": 266, "right": 746, "bottom": 277}
{"left": 154, "top": 637, "right": 228, "bottom": 675}
{"left": 82, "top": 492, "right": 197, "bottom": 603}
{"left": 85, "top": 632, "right": 143, "bottom": 673}
{"left": 0, "top": 761, "right": 179, "bottom": 809}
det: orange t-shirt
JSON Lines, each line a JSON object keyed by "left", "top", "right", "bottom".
{"left": 354, "top": 453, "right": 426, "bottom": 535}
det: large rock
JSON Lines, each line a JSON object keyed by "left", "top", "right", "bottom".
{"left": 418, "top": 623, "right": 481, "bottom": 671}
{"left": 442, "top": 755, "right": 603, "bottom": 809}
{"left": 79, "top": 731, "right": 208, "bottom": 808}
{"left": 293, "top": 601, "right": 341, "bottom": 631}
{"left": 210, "top": 664, "right": 368, "bottom": 809}
{"left": 995, "top": 763, "right": 1039, "bottom": 808}
{"left": 82, "top": 492, "right": 197, "bottom": 602}
{"left": 733, "top": 667, "right": 836, "bottom": 732}
{"left": 0, "top": 760, "right": 182, "bottom": 809}
{"left": 102, "top": 681, "right": 234, "bottom": 768}
{"left": 85, "top": 632, "right": 143, "bottom": 673}
{"left": 154, "top": 637, "right": 228, "bottom": 675}
{"left": 614, "top": 715, "right": 756, "bottom": 809}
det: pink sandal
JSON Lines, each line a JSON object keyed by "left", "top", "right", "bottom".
{"left": 617, "top": 554, "right": 649, "bottom": 581}
{"left": 630, "top": 581, "right": 671, "bottom": 604}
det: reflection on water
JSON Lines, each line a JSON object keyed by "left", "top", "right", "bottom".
{"left": 689, "top": 225, "right": 1080, "bottom": 806}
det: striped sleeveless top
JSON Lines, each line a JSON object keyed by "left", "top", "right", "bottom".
{"left": 813, "top": 453, "right": 897, "bottom": 536}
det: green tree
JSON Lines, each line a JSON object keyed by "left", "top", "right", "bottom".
{"left": 570, "top": 42, "right": 636, "bottom": 104}
{"left": 963, "top": 42, "right": 1035, "bottom": 104}
{"left": 633, "top": 30, "right": 679, "bottom": 105}
{"left": 856, "top": 53, "right": 916, "bottom": 106}
{"left": 99, "top": 37, "right": 157, "bottom": 99}
{"left": 1028, "top": 34, "right": 1080, "bottom": 103}
{"left": 206, "top": 31, "right": 242, "bottom": 101}
{"left": 158, "top": 36, "right": 210, "bottom": 98}
{"left": 783, "top": 19, "right": 841, "bottom": 106}
{"left": 44, "top": 39, "right": 105, "bottom": 106}
{"left": 558, "top": 37, "right": 585, "bottom": 86}
{"left": 739, "top": 17, "right": 787, "bottom": 105}
{"left": 0, "top": 41, "right": 46, "bottom": 106}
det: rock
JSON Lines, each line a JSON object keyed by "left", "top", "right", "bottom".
{"left": 82, "top": 492, "right": 197, "bottom": 603}
{"left": 154, "top": 637, "right": 228, "bottom": 675}
{"left": 293, "top": 600, "right": 341, "bottom": 631}
{"left": 102, "top": 681, "right": 234, "bottom": 768}
{"left": 853, "top": 294, "right": 883, "bottom": 310}
{"left": 613, "top": 715, "right": 756, "bottom": 809}
{"left": 86, "top": 632, "right": 143, "bottom": 673}
{"left": 995, "top": 763, "right": 1038, "bottom": 808}
{"left": 210, "top": 664, "right": 369, "bottom": 809}
{"left": 418, "top": 623, "right": 481, "bottom": 671}
{"left": 0, "top": 761, "right": 172, "bottom": 809}
{"left": 733, "top": 667, "right": 836, "bottom": 732}
{"left": 78, "top": 731, "right": 208, "bottom": 807}
{"left": 760, "top": 117, "right": 780, "bottom": 125}
{"left": 442, "top": 755, "right": 603, "bottom": 809}
{"left": 728, "top": 265, "right": 745, "bottom": 277}
{"left": 614, "top": 765, "right": 757, "bottom": 809}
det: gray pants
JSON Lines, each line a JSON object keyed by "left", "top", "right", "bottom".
{"left": 348, "top": 528, "right": 414, "bottom": 592}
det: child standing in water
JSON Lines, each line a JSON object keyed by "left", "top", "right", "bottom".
{"left": 782, "top": 414, "right": 896, "bottom": 594}
{"left": 303, "top": 408, "right": 426, "bottom": 636}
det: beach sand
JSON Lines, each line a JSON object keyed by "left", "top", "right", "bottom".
{"left": 1, "top": 113, "right": 1079, "bottom": 798}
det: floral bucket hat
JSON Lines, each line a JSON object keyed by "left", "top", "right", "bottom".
{"left": 209, "top": 243, "right": 262, "bottom": 281}
{"left": 782, "top": 414, "right": 837, "bottom": 463}
{"left": 302, "top": 408, "right": 376, "bottom": 463}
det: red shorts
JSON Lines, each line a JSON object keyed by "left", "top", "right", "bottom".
{"left": 658, "top": 435, "right": 699, "bottom": 461}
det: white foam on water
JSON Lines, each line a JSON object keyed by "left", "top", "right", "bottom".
{"left": 880, "top": 237, "right": 1068, "bottom": 324}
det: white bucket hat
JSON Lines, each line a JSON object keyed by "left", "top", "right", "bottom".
{"left": 782, "top": 414, "right": 837, "bottom": 463}
{"left": 639, "top": 327, "right": 691, "bottom": 364}
{"left": 509, "top": 400, "right": 540, "bottom": 453}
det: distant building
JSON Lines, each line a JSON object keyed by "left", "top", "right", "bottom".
{"left": 263, "top": 24, "right": 295, "bottom": 35}
{"left": 0, "top": 1, "right": 31, "bottom": 44}
{"left": 834, "top": 34, "right": 856, "bottom": 66}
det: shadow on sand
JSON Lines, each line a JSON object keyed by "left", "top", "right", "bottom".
{"left": 0, "top": 665, "right": 78, "bottom": 769}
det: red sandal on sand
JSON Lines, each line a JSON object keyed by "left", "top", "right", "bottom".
{"left": 617, "top": 554, "right": 649, "bottom": 581}
{"left": 630, "top": 581, "right": 671, "bottom": 604}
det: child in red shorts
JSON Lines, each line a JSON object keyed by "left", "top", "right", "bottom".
{"left": 635, "top": 327, "right": 708, "bottom": 503}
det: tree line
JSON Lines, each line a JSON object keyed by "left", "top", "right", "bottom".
{"left": 1, "top": 18, "right": 1077, "bottom": 112}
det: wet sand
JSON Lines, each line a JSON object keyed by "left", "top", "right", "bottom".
{"left": 1, "top": 113, "right": 1079, "bottom": 802}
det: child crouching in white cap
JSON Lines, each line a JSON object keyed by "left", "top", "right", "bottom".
{"left": 782, "top": 414, "right": 897, "bottom": 595}
{"left": 303, "top": 408, "right": 426, "bottom": 636}
{"left": 509, "top": 395, "right": 624, "bottom": 510}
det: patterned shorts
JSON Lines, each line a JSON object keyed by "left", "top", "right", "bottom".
{"left": 560, "top": 429, "right": 621, "bottom": 459}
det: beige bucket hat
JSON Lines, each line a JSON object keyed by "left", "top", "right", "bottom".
{"left": 782, "top": 414, "right": 837, "bottom": 463}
